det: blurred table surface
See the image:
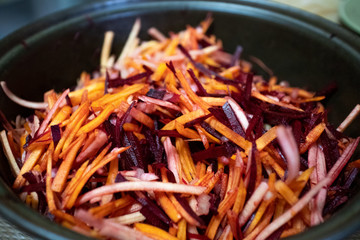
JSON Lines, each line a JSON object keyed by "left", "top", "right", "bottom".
{"left": 0, "top": 0, "right": 359, "bottom": 239}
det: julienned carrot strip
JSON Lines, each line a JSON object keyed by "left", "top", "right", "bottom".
{"left": 69, "top": 82, "right": 105, "bottom": 106}
{"left": 260, "top": 151, "right": 285, "bottom": 179}
{"left": 205, "top": 189, "right": 238, "bottom": 240}
{"left": 77, "top": 103, "right": 116, "bottom": 136}
{"left": 24, "top": 131, "right": 52, "bottom": 151}
{"left": 49, "top": 105, "right": 72, "bottom": 126}
{"left": 233, "top": 178, "right": 246, "bottom": 215}
{"left": 152, "top": 62, "right": 168, "bottom": 81}
{"left": 37, "top": 89, "right": 70, "bottom": 136}
{"left": 101, "top": 155, "right": 119, "bottom": 205}
{"left": 203, "top": 169, "right": 223, "bottom": 194}
{"left": 200, "top": 96, "right": 227, "bottom": 106}
{"left": 13, "top": 145, "right": 45, "bottom": 189}
{"left": 52, "top": 133, "right": 87, "bottom": 192}
{"left": 123, "top": 122, "right": 141, "bottom": 132}
{"left": 62, "top": 114, "right": 88, "bottom": 153}
{"left": 289, "top": 167, "right": 314, "bottom": 196}
{"left": 255, "top": 126, "right": 279, "bottom": 152}
{"left": 91, "top": 83, "right": 147, "bottom": 109}
{"left": 53, "top": 100, "right": 90, "bottom": 162}
{"left": 155, "top": 192, "right": 182, "bottom": 223}
{"left": 251, "top": 91, "right": 304, "bottom": 112}
{"left": 64, "top": 144, "right": 119, "bottom": 209}
{"left": 160, "top": 169, "right": 203, "bottom": 227}
{"left": 52, "top": 210, "right": 89, "bottom": 231}
{"left": 280, "top": 216, "right": 306, "bottom": 238}
{"left": 89, "top": 195, "right": 134, "bottom": 217}
{"left": 176, "top": 138, "right": 196, "bottom": 182}
{"left": 130, "top": 107, "right": 154, "bottom": 129}
{"left": 194, "top": 124, "right": 210, "bottom": 149}
{"left": 134, "top": 223, "right": 179, "bottom": 240}
{"left": 164, "top": 36, "right": 179, "bottom": 56}
{"left": 46, "top": 143, "right": 56, "bottom": 213}
{"left": 177, "top": 218, "right": 187, "bottom": 240}
{"left": 167, "top": 193, "right": 202, "bottom": 227}
{"left": 175, "top": 121, "right": 200, "bottom": 139}
{"left": 175, "top": 69, "right": 211, "bottom": 111}
{"left": 62, "top": 160, "right": 89, "bottom": 199}
{"left": 162, "top": 109, "right": 206, "bottom": 130}
{"left": 274, "top": 180, "right": 311, "bottom": 225}
{"left": 226, "top": 211, "right": 238, "bottom": 240}
{"left": 166, "top": 83, "right": 194, "bottom": 111}
{"left": 300, "top": 123, "right": 325, "bottom": 154}
{"left": 206, "top": 117, "right": 251, "bottom": 151}
{"left": 193, "top": 171, "right": 214, "bottom": 187}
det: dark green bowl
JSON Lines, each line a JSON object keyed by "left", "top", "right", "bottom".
{"left": 0, "top": 0, "right": 360, "bottom": 239}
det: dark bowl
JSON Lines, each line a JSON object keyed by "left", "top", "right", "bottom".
{"left": 1, "top": 0, "right": 360, "bottom": 239}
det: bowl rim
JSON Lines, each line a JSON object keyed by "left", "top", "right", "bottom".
{"left": 0, "top": 0, "right": 360, "bottom": 239}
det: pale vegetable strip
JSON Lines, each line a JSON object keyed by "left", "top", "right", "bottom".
{"left": 0, "top": 81, "right": 48, "bottom": 109}
{"left": 77, "top": 181, "right": 206, "bottom": 205}
{"left": 337, "top": 104, "right": 360, "bottom": 132}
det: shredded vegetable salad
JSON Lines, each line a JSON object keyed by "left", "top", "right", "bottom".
{"left": 1, "top": 16, "right": 360, "bottom": 240}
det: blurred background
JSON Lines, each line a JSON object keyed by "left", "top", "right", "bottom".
{"left": 0, "top": 0, "right": 88, "bottom": 38}
{"left": 0, "top": 0, "right": 342, "bottom": 39}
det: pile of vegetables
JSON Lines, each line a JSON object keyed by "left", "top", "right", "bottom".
{"left": 1, "top": 16, "right": 360, "bottom": 240}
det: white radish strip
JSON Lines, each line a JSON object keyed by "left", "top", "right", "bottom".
{"left": 277, "top": 126, "right": 300, "bottom": 183}
{"left": 312, "top": 188, "right": 327, "bottom": 225}
{"left": 255, "top": 138, "right": 359, "bottom": 240}
{"left": 0, "top": 130, "right": 20, "bottom": 176}
{"left": 313, "top": 145, "right": 327, "bottom": 225}
{"left": 163, "top": 137, "right": 181, "bottom": 183}
{"left": 108, "top": 211, "right": 145, "bottom": 225}
{"left": 225, "top": 97, "right": 249, "bottom": 131}
{"left": 148, "top": 27, "right": 167, "bottom": 42}
{"left": 238, "top": 181, "right": 269, "bottom": 226}
{"left": 195, "top": 194, "right": 211, "bottom": 216}
{"left": 100, "top": 31, "right": 115, "bottom": 73}
{"left": 139, "top": 173, "right": 159, "bottom": 181}
{"left": 316, "top": 146, "right": 326, "bottom": 182}
{"left": 117, "top": 18, "right": 141, "bottom": 67}
{"left": 337, "top": 104, "right": 360, "bottom": 132}
{"left": 308, "top": 144, "right": 318, "bottom": 187}
{"left": 138, "top": 95, "right": 181, "bottom": 111}
{"left": 0, "top": 81, "right": 48, "bottom": 109}
{"left": 36, "top": 89, "right": 70, "bottom": 136}
{"left": 76, "top": 210, "right": 153, "bottom": 240}
{"left": 77, "top": 181, "right": 205, "bottom": 205}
